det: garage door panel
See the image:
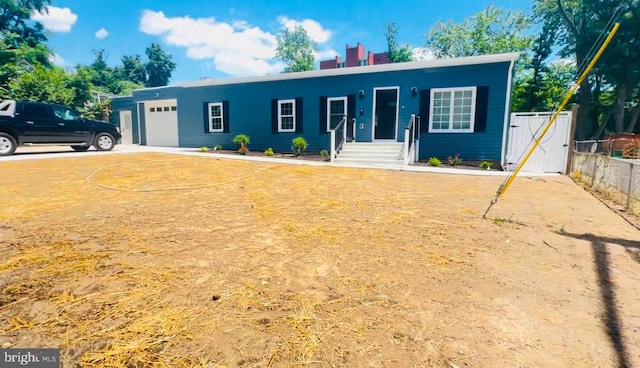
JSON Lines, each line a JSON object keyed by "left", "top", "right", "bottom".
{"left": 144, "top": 99, "right": 179, "bottom": 147}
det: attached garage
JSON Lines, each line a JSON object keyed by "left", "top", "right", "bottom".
{"left": 144, "top": 99, "right": 179, "bottom": 147}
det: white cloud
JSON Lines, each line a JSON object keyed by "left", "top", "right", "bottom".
{"left": 277, "top": 16, "right": 332, "bottom": 43}
{"left": 95, "top": 28, "right": 109, "bottom": 39}
{"left": 31, "top": 6, "right": 78, "bottom": 33}
{"left": 49, "top": 54, "right": 65, "bottom": 66}
{"left": 412, "top": 47, "right": 435, "bottom": 61}
{"left": 139, "top": 10, "right": 334, "bottom": 77}
{"left": 315, "top": 48, "right": 339, "bottom": 60}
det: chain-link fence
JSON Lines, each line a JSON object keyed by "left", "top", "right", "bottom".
{"left": 571, "top": 150, "right": 640, "bottom": 216}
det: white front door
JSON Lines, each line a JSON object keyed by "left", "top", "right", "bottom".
{"left": 144, "top": 99, "right": 179, "bottom": 147}
{"left": 119, "top": 110, "right": 133, "bottom": 144}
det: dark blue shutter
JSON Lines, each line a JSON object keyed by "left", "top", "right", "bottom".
{"left": 222, "top": 100, "right": 230, "bottom": 133}
{"left": 474, "top": 86, "right": 489, "bottom": 132}
{"left": 271, "top": 99, "right": 278, "bottom": 134}
{"left": 347, "top": 94, "right": 356, "bottom": 140}
{"left": 319, "top": 96, "right": 328, "bottom": 134}
{"left": 203, "top": 102, "right": 210, "bottom": 133}
{"left": 295, "top": 97, "right": 303, "bottom": 134}
{"left": 419, "top": 89, "right": 431, "bottom": 133}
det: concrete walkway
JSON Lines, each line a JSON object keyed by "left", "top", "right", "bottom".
{"left": 2, "top": 144, "right": 561, "bottom": 178}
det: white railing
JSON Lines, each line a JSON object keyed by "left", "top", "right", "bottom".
{"left": 330, "top": 115, "right": 347, "bottom": 163}
{"left": 403, "top": 114, "right": 416, "bottom": 165}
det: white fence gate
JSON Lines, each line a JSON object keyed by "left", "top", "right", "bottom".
{"left": 506, "top": 111, "right": 572, "bottom": 174}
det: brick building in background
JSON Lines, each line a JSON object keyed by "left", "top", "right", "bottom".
{"left": 319, "top": 42, "right": 389, "bottom": 70}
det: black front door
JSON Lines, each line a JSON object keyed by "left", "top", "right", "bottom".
{"left": 374, "top": 89, "right": 398, "bottom": 139}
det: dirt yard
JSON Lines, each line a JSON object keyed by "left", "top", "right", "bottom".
{"left": 1, "top": 152, "right": 639, "bottom": 368}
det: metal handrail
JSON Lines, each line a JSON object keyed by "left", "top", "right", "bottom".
{"left": 403, "top": 114, "right": 416, "bottom": 165}
{"left": 351, "top": 118, "right": 357, "bottom": 142}
{"left": 330, "top": 115, "right": 347, "bottom": 162}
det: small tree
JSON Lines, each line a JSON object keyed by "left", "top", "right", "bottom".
{"left": 292, "top": 136, "right": 308, "bottom": 156}
{"left": 385, "top": 22, "right": 413, "bottom": 63}
{"left": 275, "top": 25, "right": 318, "bottom": 73}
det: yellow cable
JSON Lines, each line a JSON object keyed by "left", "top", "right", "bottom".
{"left": 497, "top": 22, "right": 619, "bottom": 200}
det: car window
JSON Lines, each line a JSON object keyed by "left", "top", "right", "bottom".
{"left": 52, "top": 105, "right": 81, "bottom": 121}
{"left": 23, "top": 103, "right": 49, "bottom": 118}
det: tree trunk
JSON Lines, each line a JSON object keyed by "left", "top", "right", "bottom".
{"left": 591, "top": 109, "right": 615, "bottom": 140}
{"left": 626, "top": 103, "right": 640, "bottom": 133}
{"left": 615, "top": 82, "right": 627, "bottom": 133}
{"left": 575, "top": 78, "right": 592, "bottom": 140}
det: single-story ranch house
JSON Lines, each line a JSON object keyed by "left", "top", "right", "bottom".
{"left": 110, "top": 52, "right": 519, "bottom": 166}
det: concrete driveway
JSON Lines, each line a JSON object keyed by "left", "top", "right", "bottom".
{"left": 0, "top": 144, "right": 150, "bottom": 162}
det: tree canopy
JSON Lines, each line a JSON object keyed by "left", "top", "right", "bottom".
{"left": 275, "top": 25, "right": 318, "bottom": 73}
{"left": 385, "top": 22, "right": 413, "bottom": 63}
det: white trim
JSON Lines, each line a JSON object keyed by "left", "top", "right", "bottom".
{"left": 372, "top": 86, "right": 400, "bottom": 141}
{"left": 170, "top": 53, "right": 521, "bottom": 90}
{"left": 277, "top": 99, "right": 296, "bottom": 132}
{"left": 428, "top": 87, "right": 477, "bottom": 133}
{"left": 136, "top": 102, "right": 142, "bottom": 144}
{"left": 327, "top": 96, "right": 347, "bottom": 131}
{"left": 207, "top": 102, "right": 224, "bottom": 132}
{"left": 500, "top": 59, "right": 516, "bottom": 169}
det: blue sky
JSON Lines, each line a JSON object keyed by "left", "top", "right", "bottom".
{"left": 32, "top": 0, "right": 533, "bottom": 84}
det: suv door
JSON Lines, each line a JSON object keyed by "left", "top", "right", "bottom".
{"left": 20, "top": 103, "right": 60, "bottom": 143}
{"left": 51, "top": 105, "right": 91, "bottom": 143}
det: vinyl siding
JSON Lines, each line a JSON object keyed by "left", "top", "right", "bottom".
{"left": 110, "top": 96, "right": 140, "bottom": 144}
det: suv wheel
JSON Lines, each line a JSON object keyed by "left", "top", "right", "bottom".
{"left": 0, "top": 132, "right": 17, "bottom": 156}
{"left": 71, "top": 145, "right": 90, "bottom": 152}
{"left": 94, "top": 133, "right": 115, "bottom": 151}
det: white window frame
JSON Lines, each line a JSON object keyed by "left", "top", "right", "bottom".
{"left": 208, "top": 102, "right": 224, "bottom": 133}
{"left": 278, "top": 99, "right": 296, "bottom": 132}
{"left": 429, "top": 86, "right": 477, "bottom": 133}
{"left": 327, "top": 96, "right": 347, "bottom": 131}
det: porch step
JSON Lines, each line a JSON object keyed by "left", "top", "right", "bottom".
{"left": 334, "top": 141, "right": 405, "bottom": 166}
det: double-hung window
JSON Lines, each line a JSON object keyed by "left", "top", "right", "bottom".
{"left": 208, "top": 102, "right": 224, "bottom": 132}
{"left": 278, "top": 99, "right": 296, "bottom": 132}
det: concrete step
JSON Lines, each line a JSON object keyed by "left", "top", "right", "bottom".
{"left": 333, "top": 159, "right": 406, "bottom": 166}
{"left": 334, "top": 157, "right": 404, "bottom": 164}
{"left": 337, "top": 153, "right": 403, "bottom": 160}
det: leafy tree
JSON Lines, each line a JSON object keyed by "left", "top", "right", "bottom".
{"left": 424, "top": 5, "right": 534, "bottom": 59}
{"left": 144, "top": 43, "right": 176, "bottom": 87}
{"left": 0, "top": 0, "right": 50, "bottom": 47}
{"left": 9, "top": 65, "right": 75, "bottom": 106}
{"left": 120, "top": 54, "right": 147, "bottom": 85}
{"left": 385, "top": 22, "right": 413, "bottom": 63}
{"left": 275, "top": 25, "right": 318, "bottom": 73}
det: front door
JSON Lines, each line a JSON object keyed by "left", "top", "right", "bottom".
{"left": 327, "top": 97, "right": 347, "bottom": 131}
{"left": 374, "top": 88, "right": 398, "bottom": 140}
{"left": 119, "top": 110, "right": 133, "bottom": 144}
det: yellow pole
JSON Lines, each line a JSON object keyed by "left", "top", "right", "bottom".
{"left": 482, "top": 22, "right": 620, "bottom": 219}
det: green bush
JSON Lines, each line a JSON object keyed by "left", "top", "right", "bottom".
{"left": 292, "top": 136, "right": 308, "bottom": 156}
{"left": 265, "top": 148, "right": 274, "bottom": 156}
{"left": 479, "top": 161, "right": 493, "bottom": 169}
{"left": 214, "top": 144, "right": 223, "bottom": 150}
{"left": 427, "top": 157, "right": 442, "bottom": 166}
{"left": 233, "top": 134, "right": 250, "bottom": 148}
{"left": 198, "top": 146, "right": 209, "bottom": 152}
{"left": 320, "top": 149, "right": 329, "bottom": 156}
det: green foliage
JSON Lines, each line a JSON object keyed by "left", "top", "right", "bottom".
{"left": 424, "top": 5, "right": 534, "bottom": 59}
{"left": 233, "top": 134, "right": 250, "bottom": 147}
{"left": 265, "top": 147, "right": 274, "bottom": 156}
{"left": 0, "top": 0, "right": 50, "bottom": 48}
{"left": 275, "top": 25, "right": 318, "bottom": 73}
{"left": 292, "top": 136, "right": 308, "bottom": 156}
{"left": 479, "top": 161, "right": 493, "bottom": 169}
{"left": 214, "top": 144, "right": 223, "bottom": 150}
{"left": 427, "top": 157, "right": 442, "bottom": 166}
{"left": 9, "top": 65, "right": 74, "bottom": 106}
{"left": 198, "top": 146, "right": 209, "bottom": 152}
{"left": 385, "top": 22, "right": 413, "bottom": 63}
{"left": 320, "top": 149, "right": 328, "bottom": 156}
{"left": 120, "top": 54, "right": 147, "bottom": 85}
{"left": 81, "top": 99, "right": 111, "bottom": 121}
{"left": 145, "top": 43, "right": 176, "bottom": 87}
{"left": 447, "top": 153, "right": 462, "bottom": 166}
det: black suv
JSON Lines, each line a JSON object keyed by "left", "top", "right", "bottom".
{"left": 0, "top": 99, "right": 122, "bottom": 156}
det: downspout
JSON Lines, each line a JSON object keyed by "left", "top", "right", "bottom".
{"left": 500, "top": 58, "right": 516, "bottom": 170}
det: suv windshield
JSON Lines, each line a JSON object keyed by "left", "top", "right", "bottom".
{"left": 52, "top": 105, "right": 81, "bottom": 121}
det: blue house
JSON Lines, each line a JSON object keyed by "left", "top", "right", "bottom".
{"left": 111, "top": 52, "right": 518, "bottom": 167}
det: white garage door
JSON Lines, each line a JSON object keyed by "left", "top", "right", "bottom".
{"left": 144, "top": 99, "right": 179, "bottom": 147}
{"left": 506, "top": 111, "right": 572, "bottom": 174}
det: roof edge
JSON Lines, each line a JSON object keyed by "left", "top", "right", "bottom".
{"left": 172, "top": 52, "right": 520, "bottom": 89}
